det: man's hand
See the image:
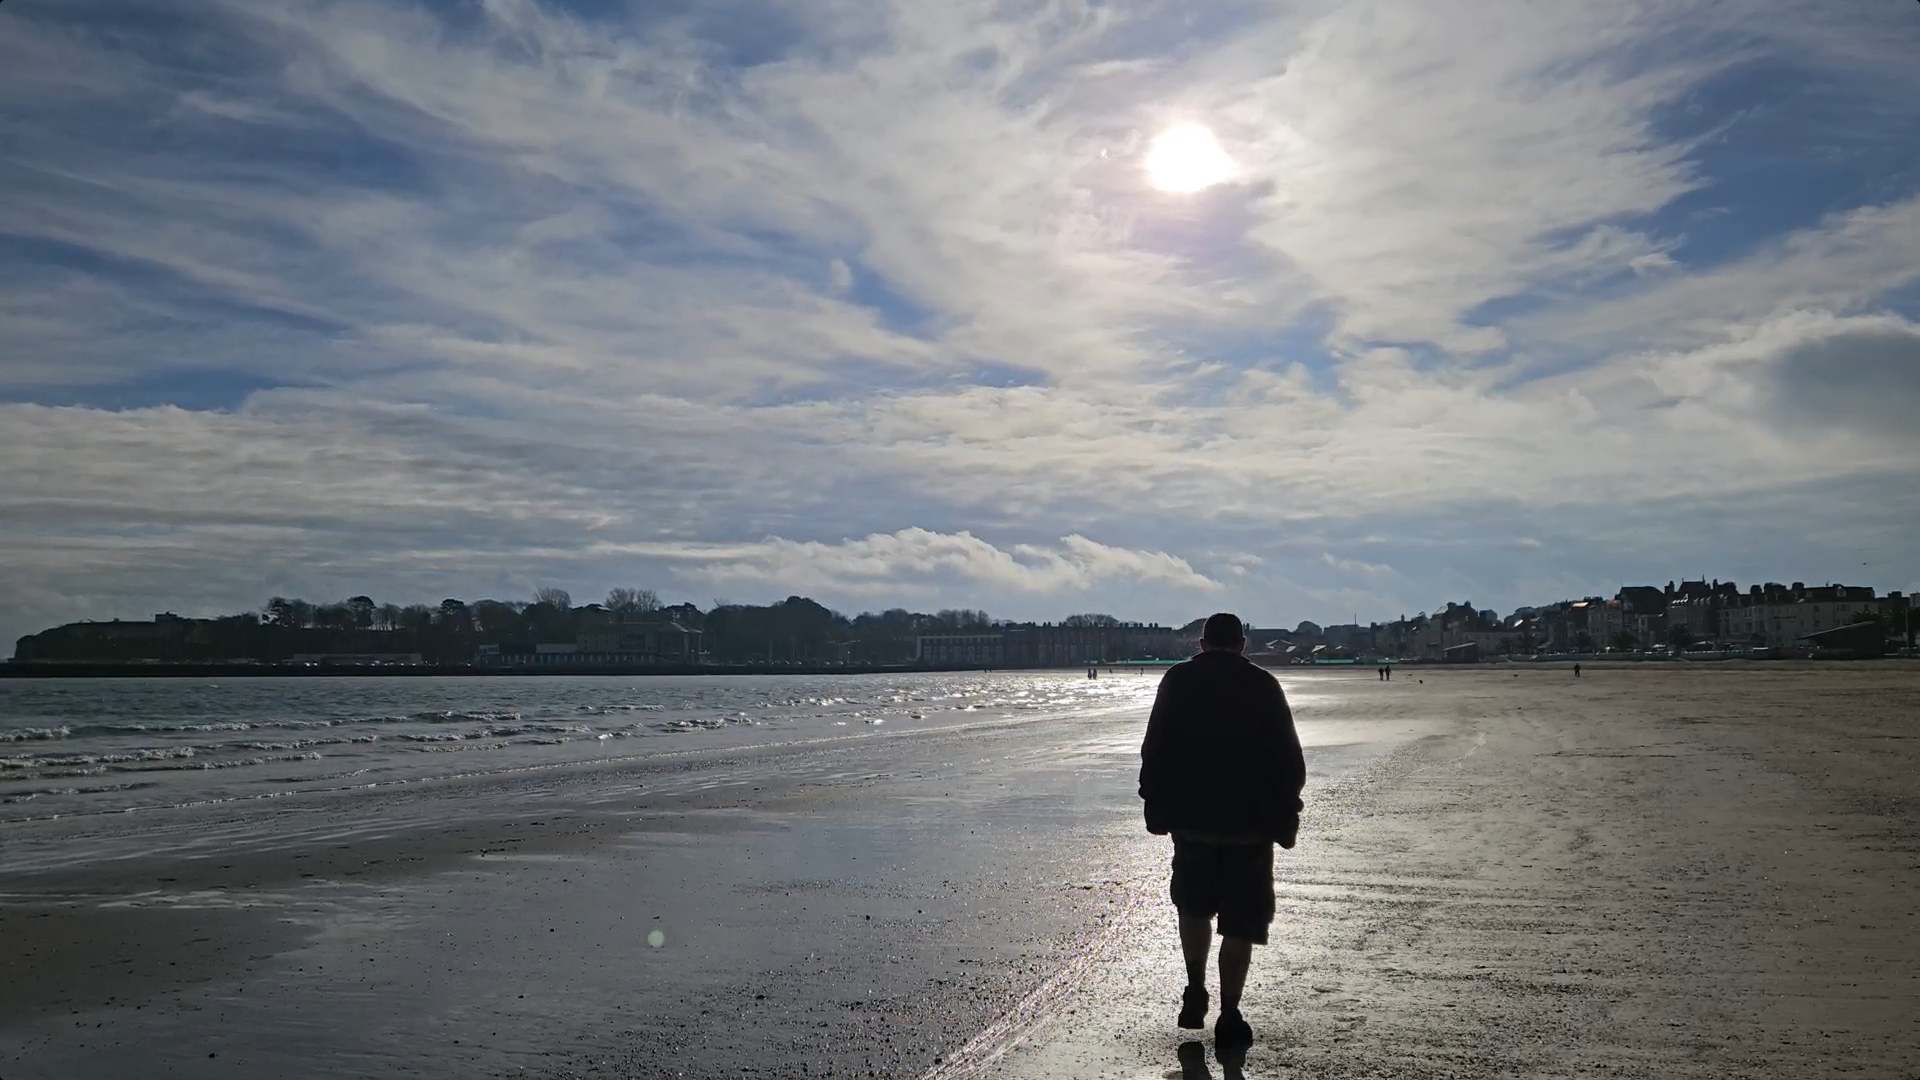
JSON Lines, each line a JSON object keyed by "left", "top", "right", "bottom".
{"left": 1270, "top": 813, "right": 1299, "bottom": 849}
{"left": 1265, "top": 797, "right": 1303, "bottom": 849}
{"left": 1145, "top": 805, "right": 1170, "bottom": 836}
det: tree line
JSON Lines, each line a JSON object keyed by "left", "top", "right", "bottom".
{"left": 15, "top": 590, "right": 1109, "bottom": 666}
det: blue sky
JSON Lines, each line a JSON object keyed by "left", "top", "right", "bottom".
{"left": 3, "top": 0, "right": 1919, "bottom": 645}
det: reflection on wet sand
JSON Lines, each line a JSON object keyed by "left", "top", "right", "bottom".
{"left": 1176, "top": 1038, "right": 1249, "bottom": 1079}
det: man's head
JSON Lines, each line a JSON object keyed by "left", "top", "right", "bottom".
{"left": 1200, "top": 612, "right": 1246, "bottom": 654}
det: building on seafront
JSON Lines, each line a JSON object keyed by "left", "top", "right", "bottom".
{"left": 1720, "top": 583, "right": 1890, "bottom": 649}
{"left": 914, "top": 622, "right": 1185, "bottom": 668}
{"left": 914, "top": 633, "right": 1004, "bottom": 667}
{"left": 480, "top": 612, "right": 704, "bottom": 667}
{"left": 12, "top": 613, "right": 208, "bottom": 663}
{"left": 1664, "top": 580, "right": 1742, "bottom": 642}
{"left": 1799, "top": 620, "right": 1889, "bottom": 658}
{"left": 1304, "top": 577, "right": 1910, "bottom": 662}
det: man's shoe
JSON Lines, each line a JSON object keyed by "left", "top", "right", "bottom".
{"left": 1215, "top": 1007, "right": 1253, "bottom": 1051}
{"left": 1177, "top": 985, "right": 1208, "bottom": 1029}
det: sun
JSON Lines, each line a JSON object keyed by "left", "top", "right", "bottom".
{"left": 1145, "top": 124, "right": 1233, "bottom": 193}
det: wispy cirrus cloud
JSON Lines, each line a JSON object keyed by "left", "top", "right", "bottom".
{"left": 593, "top": 529, "right": 1222, "bottom": 597}
{"left": 1321, "top": 553, "right": 1394, "bottom": 578}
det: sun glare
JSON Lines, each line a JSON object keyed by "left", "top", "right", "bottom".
{"left": 1145, "top": 124, "right": 1232, "bottom": 193}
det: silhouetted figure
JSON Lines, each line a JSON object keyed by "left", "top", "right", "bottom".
{"left": 1574, "top": 663, "right": 1582, "bottom": 678}
{"left": 1140, "top": 613, "right": 1305, "bottom": 1055}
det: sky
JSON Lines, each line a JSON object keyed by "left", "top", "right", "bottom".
{"left": 3, "top": 0, "right": 1919, "bottom": 646}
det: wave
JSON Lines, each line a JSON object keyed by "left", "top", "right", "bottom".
{"left": 75, "top": 721, "right": 258, "bottom": 736}
{"left": 652, "top": 712, "right": 766, "bottom": 732}
{"left": 390, "top": 722, "right": 591, "bottom": 744}
{"left": 237, "top": 733, "right": 379, "bottom": 752}
{"left": 3, "top": 745, "right": 202, "bottom": 769}
{"left": 111, "top": 750, "right": 325, "bottom": 773}
{"left": 1, "top": 726, "right": 73, "bottom": 741}
{"left": 403, "top": 741, "right": 511, "bottom": 754}
{"left": 13, "top": 764, "right": 108, "bottom": 779}
{"left": 1, "top": 780, "right": 158, "bottom": 804}
{"left": 3, "top": 711, "right": 529, "bottom": 742}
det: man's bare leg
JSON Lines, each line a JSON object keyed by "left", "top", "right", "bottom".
{"left": 1179, "top": 913, "right": 1212, "bottom": 989}
{"left": 1177, "top": 913, "right": 1214, "bottom": 1028}
{"left": 1218, "top": 936, "right": 1252, "bottom": 1012}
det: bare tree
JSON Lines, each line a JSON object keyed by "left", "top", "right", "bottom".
{"left": 533, "top": 587, "right": 572, "bottom": 611}
{"left": 605, "top": 588, "right": 660, "bottom": 617}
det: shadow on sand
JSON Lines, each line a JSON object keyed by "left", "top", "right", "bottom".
{"left": 1175, "top": 1039, "right": 1248, "bottom": 1079}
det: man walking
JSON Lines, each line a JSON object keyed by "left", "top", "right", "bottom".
{"left": 1139, "top": 613, "right": 1306, "bottom": 1053}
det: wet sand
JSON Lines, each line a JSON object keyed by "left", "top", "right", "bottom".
{"left": 3, "top": 665, "right": 1917, "bottom": 1078}
{"left": 989, "top": 664, "right": 1920, "bottom": 1079}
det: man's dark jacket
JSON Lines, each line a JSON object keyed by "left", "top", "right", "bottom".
{"left": 1139, "top": 650, "right": 1306, "bottom": 841}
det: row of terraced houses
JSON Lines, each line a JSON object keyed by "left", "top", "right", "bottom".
{"left": 907, "top": 580, "right": 1910, "bottom": 666}
{"left": 1360, "top": 580, "right": 1909, "bottom": 660}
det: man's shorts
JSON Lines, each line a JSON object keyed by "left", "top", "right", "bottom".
{"left": 1170, "top": 837, "right": 1275, "bottom": 945}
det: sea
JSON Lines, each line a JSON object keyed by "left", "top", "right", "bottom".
{"left": 0, "top": 672, "right": 1163, "bottom": 822}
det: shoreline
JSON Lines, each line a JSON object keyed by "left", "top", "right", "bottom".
{"left": 0, "top": 660, "right": 1050, "bottom": 678}
{"left": 4, "top": 654, "right": 1914, "bottom": 678}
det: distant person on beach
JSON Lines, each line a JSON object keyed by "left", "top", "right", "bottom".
{"left": 1575, "top": 663, "right": 1582, "bottom": 677}
{"left": 1139, "top": 612, "right": 1306, "bottom": 1054}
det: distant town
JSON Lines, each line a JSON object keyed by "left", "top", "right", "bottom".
{"left": 7, "top": 579, "right": 1914, "bottom": 672}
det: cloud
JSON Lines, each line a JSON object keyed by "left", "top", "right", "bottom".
{"left": 1580, "top": 309, "right": 1920, "bottom": 461}
{"left": 1321, "top": 553, "right": 1394, "bottom": 578}
{"left": 1, "top": 0, "right": 1918, "bottom": 646}
{"left": 1217, "top": 2, "right": 1725, "bottom": 351}
{"left": 1530, "top": 195, "right": 1920, "bottom": 350}
{"left": 593, "top": 529, "right": 1224, "bottom": 597}
{"left": 1768, "top": 320, "right": 1920, "bottom": 442}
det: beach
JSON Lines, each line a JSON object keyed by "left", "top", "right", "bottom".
{"left": 3, "top": 664, "right": 1917, "bottom": 1078}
